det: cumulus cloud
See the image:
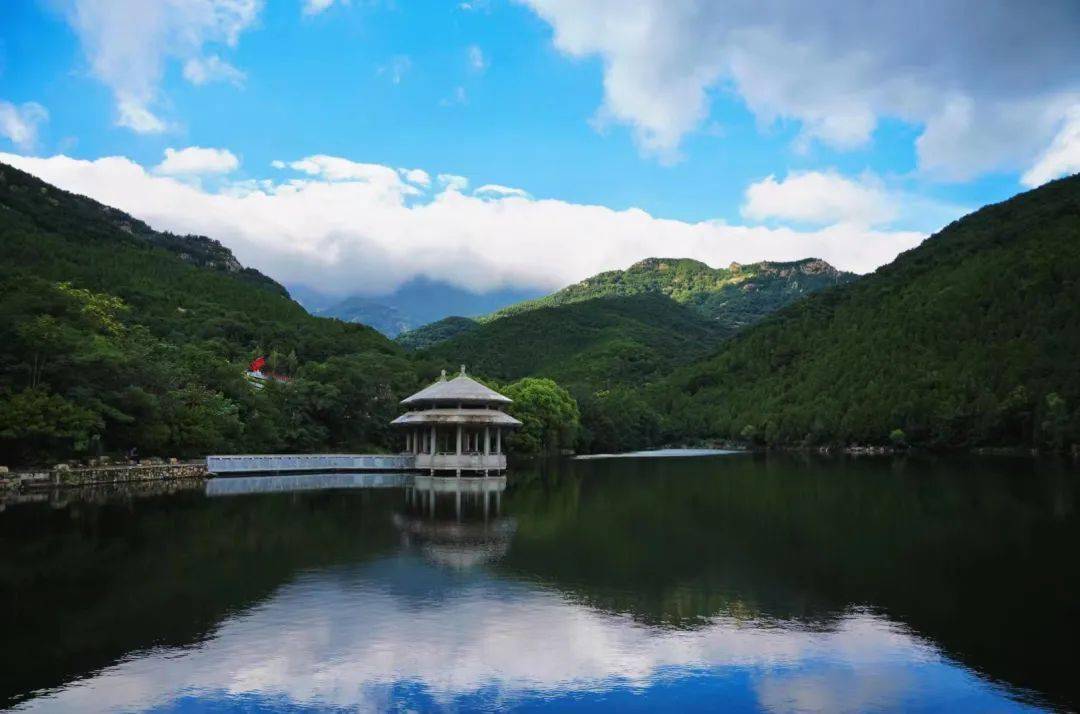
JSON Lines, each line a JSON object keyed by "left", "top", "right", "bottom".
{"left": 475, "top": 184, "right": 530, "bottom": 199}
{"left": 154, "top": 146, "right": 240, "bottom": 176}
{"left": 59, "top": 0, "right": 259, "bottom": 133}
{"left": 438, "top": 173, "right": 469, "bottom": 192}
{"left": 400, "top": 168, "right": 432, "bottom": 187}
{"left": 520, "top": 0, "right": 1080, "bottom": 176}
{"left": 0, "top": 152, "right": 926, "bottom": 296}
{"left": 0, "top": 100, "right": 48, "bottom": 150}
{"left": 183, "top": 54, "right": 246, "bottom": 87}
{"left": 1022, "top": 106, "right": 1080, "bottom": 187}
{"left": 742, "top": 171, "right": 897, "bottom": 227}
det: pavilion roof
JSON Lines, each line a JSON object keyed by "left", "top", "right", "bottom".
{"left": 401, "top": 367, "right": 512, "bottom": 405}
{"left": 391, "top": 409, "right": 522, "bottom": 427}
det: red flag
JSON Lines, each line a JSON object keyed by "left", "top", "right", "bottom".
{"left": 250, "top": 356, "right": 266, "bottom": 372}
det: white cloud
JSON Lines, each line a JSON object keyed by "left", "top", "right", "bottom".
{"left": 60, "top": 0, "right": 259, "bottom": 133}
{"left": 0, "top": 100, "right": 48, "bottom": 150}
{"left": 302, "top": 0, "right": 338, "bottom": 15}
{"left": 0, "top": 152, "right": 927, "bottom": 297}
{"left": 475, "top": 184, "right": 530, "bottom": 199}
{"left": 742, "top": 171, "right": 897, "bottom": 227}
{"left": 183, "top": 54, "right": 246, "bottom": 87}
{"left": 284, "top": 155, "right": 409, "bottom": 185}
{"left": 468, "top": 44, "right": 487, "bottom": 72}
{"left": 377, "top": 55, "right": 411, "bottom": 85}
{"left": 154, "top": 146, "right": 240, "bottom": 176}
{"left": 401, "top": 168, "right": 432, "bottom": 187}
{"left": 1022, "top": 106, "right": 1080, "bottom": 187}
{"left": 438, "top": 173, "right": 469, "bottom": 192}
{"left": 520, "top": 1, "right": 1080, "bottom": 176}
{"left": 116, "top": 96, "right": 167, "bottom": 134}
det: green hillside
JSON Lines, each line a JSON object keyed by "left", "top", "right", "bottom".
{"left": 656, "top": 174, "right": 1080, "bottom": 451}
{"left": 396, "top": 316, "right": 480, "bottom": 350}
{"left": 0, "top": 162, "right": 430, "bottom": 465}
{"left": 398, "top": 256, "right": 852, "bottom": 352}
{"left": 491, "top": 257, "right": 854, "bottom": 327}
{"left": 422, "top": 292, "right": 724, "bottom": 391}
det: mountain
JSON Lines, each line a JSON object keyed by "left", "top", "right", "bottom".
{"left": 0, "top": 161, "right": 427, "bottom": 466}
{"left": 421, "top": 292, "right": 725, "bottom": 391}
{"left": 656, "top": 173, "right": 1080, "bottom": 451}
{"left": 399, "top": 257, "right": 853, "bottom": 350}
{"left": 291, "top": 277, "right": 544, "bottom": 338}
{"left": 396, "top": 316, "right": 480, "bottom": 351}
{"left": 315, "top": 296, "right": 411, "bottom": 337}
{"left": 490, "top": 257, "right": 854, "bottom": 327}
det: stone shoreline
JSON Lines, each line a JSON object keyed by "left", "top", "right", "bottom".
{"left": 0, "top": 462, "right": 207, "bottom": 494}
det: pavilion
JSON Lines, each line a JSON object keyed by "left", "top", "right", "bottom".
{"left": 392, "top": 366, "right": 521, "bottom": 476}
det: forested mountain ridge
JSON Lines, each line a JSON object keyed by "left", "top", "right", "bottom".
{"left": 489, "top": 257, "right": 854, "bottom": 326}
{"left": 421, "top": 292, "right": 725, "bottom": 390}
{"left": 0, "top": 165, "right": 287, "bottom": 297}
{"left": 0, "top": 161, "right": 430, "bottom": 466}
{"left": 396, "top": 256, "right": 853, "bottom": 350}
{"left": 653, "top": 173, "right": 1080, "bottom": 451}
{"left": 397, "top": 316, "right": 480, "bottom": 351}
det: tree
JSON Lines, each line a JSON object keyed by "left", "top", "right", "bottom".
{"left": 502, "top": 378, "right": 581, "bottom": 456}
{"left": 0, "top": 388, "right": 104, "bottom": 463}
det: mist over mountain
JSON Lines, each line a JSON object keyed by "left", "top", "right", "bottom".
{"left": 289, "top": 277, "right": 543, "bottom": 337}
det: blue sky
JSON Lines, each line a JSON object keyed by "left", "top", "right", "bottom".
{"left": 1, "top": 1, "right": 1079, "bottom": 295}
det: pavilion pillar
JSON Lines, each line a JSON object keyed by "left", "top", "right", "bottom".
{"left": 484, "top": 426, "right": 490, "bottom": 455}
{"left": 456, "top": 424, "right": 462, "bottom": 455}
{"left": 430, "top": 424, "right": 436, "bottom": 455}
{"left": 496, "top": 428, "right": 502, "bottom": 455}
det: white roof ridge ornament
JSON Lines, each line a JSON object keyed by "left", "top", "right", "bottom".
{"left": 460, "top": 364, "right": 466, "bottom": 375}
{"left": 440, "top": 369, "right": 447, "bottom": 381}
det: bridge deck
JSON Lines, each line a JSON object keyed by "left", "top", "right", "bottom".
{"left": 206, "top": 454, "right": 416, "bottom": 474}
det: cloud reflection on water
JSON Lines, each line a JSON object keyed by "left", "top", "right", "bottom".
{"left": 13, "top": 556, "right": 1034, "bottom": 713}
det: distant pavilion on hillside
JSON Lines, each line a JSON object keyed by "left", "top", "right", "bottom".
{"left": 392, "top": 366, "right": 521, "bottom": 476}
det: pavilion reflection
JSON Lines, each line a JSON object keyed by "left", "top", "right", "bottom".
{"left": 396, "top": 474, "right": 516, "bottom": 569}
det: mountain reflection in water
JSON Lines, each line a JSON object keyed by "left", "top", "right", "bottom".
{"left": 0, "top": 454, "right": 1075, "bottom": 712}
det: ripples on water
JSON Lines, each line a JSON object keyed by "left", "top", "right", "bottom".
{"left": 1, "top": 453, "right": 1076, "bottom": 712}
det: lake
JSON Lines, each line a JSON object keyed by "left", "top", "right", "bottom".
{"left": 1, "top": 453, "right": 1077, "bottom": 712}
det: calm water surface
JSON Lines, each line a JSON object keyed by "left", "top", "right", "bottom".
{"left": 1, "top": 454, "right": 1077, "bottom": 712}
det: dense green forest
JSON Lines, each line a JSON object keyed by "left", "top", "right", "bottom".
{"left": 0, "top": 162, "right": 434, "bottom": 466}
{"left": 489, "top": 256, "right": 853, "bottom": 324}
{"left": 424, "top": 293, "right": 725, "bottom": 389}
{"left": 397, "top": 256, "right": 852, "bottom": 350}
{"left": 653, "top": 173, "right": 1080, "bottom": 452}
{"left": 409, "top": 257, "right": 855, "bottom": 452}
{"left": 3, "top": 159, "right": 1078, "bottom": 463}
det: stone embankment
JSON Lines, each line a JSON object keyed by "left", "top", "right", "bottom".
{"left": 0, "top": 461, "right": 207, "bottom": 495}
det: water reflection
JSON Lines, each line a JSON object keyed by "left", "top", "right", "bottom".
{"left": 8, "top": 566, "right": 1032, "bottom": 713}
{"left": 397, "top": 476, "right": 515, "bottom": 570}
{"left": 1, "top": 454, "right": 1075, "bottom": 712}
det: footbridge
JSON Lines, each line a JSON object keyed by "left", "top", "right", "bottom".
{"left": 206, "top": 453, "right": 416, "bottom": 475}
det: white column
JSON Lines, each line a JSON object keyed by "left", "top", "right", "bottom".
{"left": 496, "top": 428, "right": 502, "bottom": 455}
{"left": 484, "top": 426, "right": 490, "bottom": 455}
{"left": 456, "top": 424, "right": 462, "bottom": 455}
{"left": 430, "top": 424, "right": 436, "bottom": 455}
